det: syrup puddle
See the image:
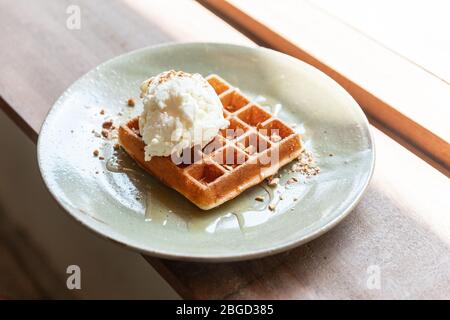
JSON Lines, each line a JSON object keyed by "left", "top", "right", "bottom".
{"left": 106, "top": 150, "right": 305, "bottom": 234}
{"left": 187, "top": 184, "right": 275, "bottom": 233}
{"left": 106, "top": 156, "right": 145, "bottom": 177}
{"left": 105, "top": 108, "right": 310, "bottom": 235}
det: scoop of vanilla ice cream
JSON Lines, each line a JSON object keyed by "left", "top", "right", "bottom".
{"left": 139, "top": 70, "right": 229, "bottom": 161}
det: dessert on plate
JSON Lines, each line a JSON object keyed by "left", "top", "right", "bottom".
{"left": 118, "top": 70, "right": 302, "bottom": 210}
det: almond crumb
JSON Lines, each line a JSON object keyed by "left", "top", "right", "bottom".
{"left": 100, "top": 109, "right": 105, "bottom": 115}
{"left": 292, "top": 149, "right": 320, "bottom": 176}
{"left": 93, "top": 149, "right": 99, "bottom": 157}
{"left": 102, "top": 119, "right": 113, "bottom": 129}
{"left": 267, "top": 177, "right": 279, "bottom": 186}
{"left": 127, "top": 98, "right": 135, "bottom": 107}
{"left": 286, "top": 177, "right": 298, "bottom": 185}
{"left": 113, "top": 143, "right": 120, "bottom": 151}
{"left": 268, "top": 204, "right": 276, "bottom": 211}
{"left": 255, "top": 195, "right": 265, "bottom": 202}
{"left": 101, "top": 129, "right": 109, "bottom": 138}
{"left": 99, "top": 156, "right": 105, "bottom": 160}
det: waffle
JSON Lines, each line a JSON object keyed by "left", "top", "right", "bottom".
{"left": 118, "top": 75, "right": 302, "bottom": 210}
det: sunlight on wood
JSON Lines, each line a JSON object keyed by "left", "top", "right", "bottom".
{"left": 228, "top": 0, "right": 450, "bottom": 143}
{"left": 310, "top": 0, "right": 450, "bottom": 83}
{"left": 122, "top": 0, "right": 250, "bottom": 44}
{"left": 220, "top": 0, "right": 450, "bottom": 174}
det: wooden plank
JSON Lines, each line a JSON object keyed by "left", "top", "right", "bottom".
{"left": 0, "top": 0, "right": 251, "bottom": 140}
{"left": 146, "top": 127, "right": 450, "bottom": 299}
{"left": 310, "top": 0, "right": 450, "bottom": 84}
{"left": 0, "top": 208, "right": 74, "bottom": 299}
{"left": 198, "top": 0, "right": 450, "bottom": 176}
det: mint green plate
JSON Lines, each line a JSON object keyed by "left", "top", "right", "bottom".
{"left": 37, "top": 43, "right": 374, "bottom": 261}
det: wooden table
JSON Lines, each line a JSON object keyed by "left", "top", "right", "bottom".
{"left": 1, "top": 0, "right": 449, "bottom": 299}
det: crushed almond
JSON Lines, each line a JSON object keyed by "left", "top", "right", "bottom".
{"left": 286, "top": 177, "right": 298, "bottom": 185}
{"left": 127, "top": 98, "right": 135, "bottom": 107}
{"left": 113, "top": 143, "right": 120, "bottom": 151}
{"left": 93, "top": 149, "right": 99, "bottom": 157}
{"left": 99, "top": 156, "right": 105, "bottom": 160}
{"left": 102, "top": 119, "right": 113, "bottom": 129}
{"left": 291, "top": 149, "right": 320, "bottom": 176}
{"left": 100, "top": 109, "right": 105, "bottom": 115}
{"left": 268, "top": 204, "right": 276, "bottom": 211}
{"left": 152, "top": 70, "right": 191, "bottom": 86}
{"left": 101, "top": 129, "right": 109, "bottom": 139}
{"left": 255, "top": 195, "right": 265, "bottom": 202}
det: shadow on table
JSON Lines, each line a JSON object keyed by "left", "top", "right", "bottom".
{"left": 146, "top": 183, "right": 450, "bottom": 299}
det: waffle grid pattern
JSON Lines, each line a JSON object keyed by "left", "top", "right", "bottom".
{"left": 118, "top": 74, "right": 302, "bottom": 209}
{"left": 182, "top": 74, "right": 298, "bottom": 186}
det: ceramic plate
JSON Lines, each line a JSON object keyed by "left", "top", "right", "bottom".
{"left": 38, "top": 43, "right": 375, "bottom": 261}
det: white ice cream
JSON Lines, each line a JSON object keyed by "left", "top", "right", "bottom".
{"left": 139, "top": 70, "right": 229, "bottom": 161}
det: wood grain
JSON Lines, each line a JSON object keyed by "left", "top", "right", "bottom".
{"left": 310, "top": 0, "right": 450, "bottom": 84}
{"left": 198, "top": 0, "right": 450, "bottom": 176}
{"left": 1, "top": 0, "right": 449, "bottom": 299}
{"left": 0, "top": 0, "right": 250, "bottom": 140}
{"left": 146, "top": 127, "right": 450, "bottom": 299}
{"left": 0, "top": 206, "right": 74, "bottom": 299}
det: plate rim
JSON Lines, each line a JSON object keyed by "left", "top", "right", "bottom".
{"left": 37, "top": 42, "right": 376, "bottom": 262}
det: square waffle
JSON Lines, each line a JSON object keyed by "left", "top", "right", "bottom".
{"left": 118, "top": 75, "right": 302, "bottom": 210}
